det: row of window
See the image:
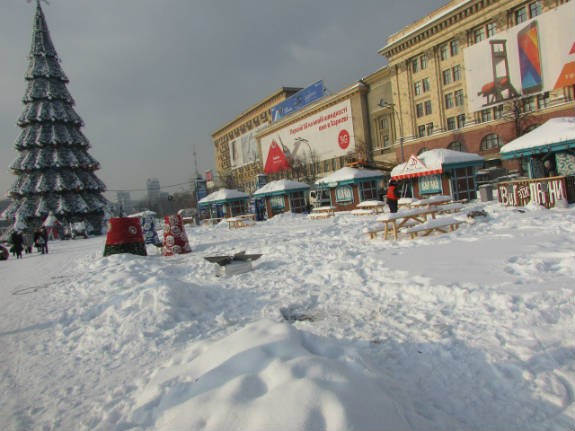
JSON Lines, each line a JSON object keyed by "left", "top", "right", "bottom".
{"left": 416, "top": 100, "right": 432, "bottom": 118}
{"left": 413, "top": 77, "right": 431, "bottom": 95}
{"left": 474, "top": 93, "right": 550, "bottom": 124}
{"left": 444, "top": 89, "right": 464, "bottom": 109}
{"left": 416, "top": 133, "right": 504, "bottom": 155}
{"left": 515, "top": 1, "right": 542, "bottom": 25}
{"left": 442, "top": 65, "right": 462, "bottom": 85}
{"left": 417, "top": 123, "right": 434, "bottom": 137}
{"left": 411, "top": 54, "right": 428, "bottom": 73}
{"left": 415, "top": 1, "right": 545, "bottom": 79}
{"left": 446, "top": 114, "right": 466, "bottom": 130}
{"left": 440, "top": 39, "right": 460, "bottom": 60}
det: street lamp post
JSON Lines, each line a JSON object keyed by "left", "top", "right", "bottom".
{"left": 378, "top": 100, "right": 405, "bottom": 163}
{"left": 294, "top": 137, "right": 314, "bottom": 178}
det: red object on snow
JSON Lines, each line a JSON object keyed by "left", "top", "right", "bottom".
{"left": 162, "top": 214, "right": 192, "bottom": 256}
{"left": 106, "top": 217, "right": 145, "bottom": 245}
{"left": 103, "top": 217, "right": 147, "bottom": 257}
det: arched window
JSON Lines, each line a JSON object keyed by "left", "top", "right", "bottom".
{"left": 447, "top": 141, "right": 465, "bottom": 152}
{"left": 480, "top": 134, "right": 503, "bottom": 151}
{"left": 417, "top": 147, "right": 429, "bottom": 155}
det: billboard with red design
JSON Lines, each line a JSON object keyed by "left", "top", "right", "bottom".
{"left": 261, "top": 99, "right": 355, "bottom": 174}
{"left": 464, "top": 1, "right": 574, "bottom": 112}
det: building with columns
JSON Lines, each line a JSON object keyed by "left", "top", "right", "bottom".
{"left": 374, "top": 0, "right": 573, "bottom": 172}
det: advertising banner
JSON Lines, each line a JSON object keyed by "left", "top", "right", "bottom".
{"left": 271, "top": 81, "right": 325, "bottom": 122}
{"left": 261, "top": 99, "right": 355, "bottom": 175}
{"left": 464, "top": 2, "right": 574, "bottom": 112}
{"left": 195, "top": 179, "right": 208, "bottom": 201}
{"left": 229, "top": 123, "right": 268, "bottom": 168}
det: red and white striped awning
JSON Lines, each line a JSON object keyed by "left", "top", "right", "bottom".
{"left": 391, "top": 154, "right": 442, "bottom": 180}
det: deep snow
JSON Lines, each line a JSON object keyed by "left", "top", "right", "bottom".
{"left": 1, "top": 200, "right": 573, "bottom": 430}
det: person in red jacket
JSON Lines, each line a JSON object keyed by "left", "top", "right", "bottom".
{"left": 386, "top": 180, "right": 399, "bottom": 213}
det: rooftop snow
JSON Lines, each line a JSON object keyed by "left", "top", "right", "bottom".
{"left": 198, "top": 188, "right": 249, "bottom": 204}
{"left": 500, "top": 117, "right": 575, "bottom": 154}
{"left": 391, "top": 149, "right": 484, "bottom": 177}
{"left": 315, "top": 167, "right": 384, "bottom": 185}
{"left": 253, "top": 179, "right": 310, "bottom": 196}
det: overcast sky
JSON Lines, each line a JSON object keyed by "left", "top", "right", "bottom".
{"left": 0, "top": 0, "right": 447, "bottom": 200}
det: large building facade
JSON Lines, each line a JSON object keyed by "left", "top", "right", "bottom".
{"left": 211, "top": 88, "right": 301, "bottom": 193}
{"left": 376, "top": 0, "right": 574, "bottom": 171}
{"left": 211, "top": 0, "right": 574, "bottom": 193}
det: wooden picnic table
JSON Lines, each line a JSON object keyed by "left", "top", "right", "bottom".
{"left": 404, "top": 216, "right": 465, "bottom": 239}
{"left": 356, "top": 200, "right": 386, "bottom": 213}
{"left": 308, "top": 206, "right": 335, "bottom": 219}
{"left": 201, "top": 217, "right": 223, "bottom": 226}
{"left": 410, "top": 195, "right": 452, "bottom": 208}
{"left": 374, "top": 207, "right": 439, "bottom": 240}
{"left": 398, "top": 198, "right": 417, "bottom": 209}
{"left": 225, "top": 214, "right": 256, "bottom": 229}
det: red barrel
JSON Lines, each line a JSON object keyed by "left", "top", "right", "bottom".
{"left": 162, "top": 214, "right": 191, "bottom": 256}
{"left": 103, "top": 217, "right": 147, "bottom": 257}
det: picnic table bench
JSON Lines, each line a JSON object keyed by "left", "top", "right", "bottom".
{"left": 365, "top": 207, "right": 440, "bottom": 240}
{"left": 435, "top": 202, "right": 465, "bottom": 214}
{"left": 225, "top": 214, "right": 256, "bottom": 229}
{"left": 404, "top": 216, "right": 466, "bottom": 239}
{"left": 410, "top": 195, "right": 453, "bottom": 208}
{"left": 356, "top": 200, "right": 386, "bottom": 213}
{"left": 308, "top": 206, "right": 335, "bottom": 220}
{"left": 351, "top": 209, "right": 377, "bottom": 216}
{"left": 201, "top": 217, "right": 223, "bottom": 226}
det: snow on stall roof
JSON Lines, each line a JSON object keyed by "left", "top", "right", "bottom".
{"left": 391, "top": 149, "right": 484, "bottom": 177}
{"left": 315, "top": 167, "right": 384, "bottom": 186}
{"left": 198, "top": 188, "right": 250, "bottom": 204}
{"left": 500, "top": 117, "right": 575, "bottom": 154}
{"left": 253, "top": 179, "right": 310, "bottom": 196}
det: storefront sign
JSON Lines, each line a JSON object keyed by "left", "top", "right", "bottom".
{"left": 335, "top": 185, "right": 353, "bottom": 203}
{"left": 418, "top": 175, "right": 442, "bottom": 194}
{"left": 497, "top": 177, "right": 571, "bottom": 208}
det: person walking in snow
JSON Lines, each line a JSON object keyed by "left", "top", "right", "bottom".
{"left": 34, "top": 228, "right": 48, "bottom": 254}
{"left": 386, "top": 180, "right": 399, "bottom": 213}
{"left": 10, "top": 230, "right": 24, "bottom": 259}
{"left": 23, "top": 229, "right": 34, "bottom": 254}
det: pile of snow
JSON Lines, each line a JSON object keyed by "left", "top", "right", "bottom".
{"left": 0, "top": 201, "right": 573, "bottom": 430}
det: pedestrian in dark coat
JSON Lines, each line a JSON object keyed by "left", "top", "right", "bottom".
{"left": 11, "top": 230, "right": 24, "bottom": 259}
{"left": 34, "top": 229, "right": 48, "bottom": 254}
{"left": 23, "top": 230, "right": 34, "bottom": 254}
{"left": 386, "top": 180, "right": 399, "bottom": 213}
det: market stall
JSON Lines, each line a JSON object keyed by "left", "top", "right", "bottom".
{"left": 197, "top": 189, "right": 250, "bottom": 222}
{"left": 252, "top": 179, "right": 310, "bottom": 218}
{"left": 498, "top": 117, "right": 575, "bottom": 208}
{"left": 390, "top": 149, "right": 484, "bottom": 201}
{"left": 314, "top": 167, "right": 385, "bottom": 212}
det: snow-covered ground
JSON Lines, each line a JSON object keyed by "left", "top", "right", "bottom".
{"left": 1, "top": 200, "right": 573, "bottom": 430}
